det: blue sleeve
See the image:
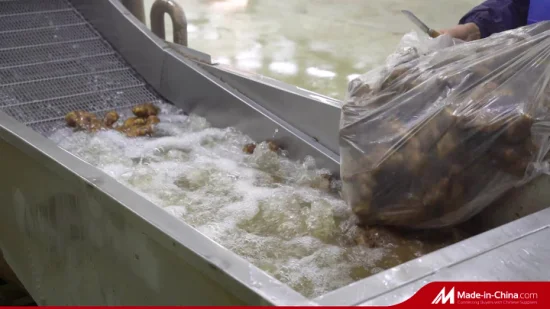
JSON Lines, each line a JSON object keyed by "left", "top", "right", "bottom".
{"left": 459, "top": 0, "right": 530, "bottom": 38}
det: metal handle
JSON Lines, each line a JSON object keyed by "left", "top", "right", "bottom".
{"left": 120, "top": 0, "right": 146, "bottom": 24}
{"left": 150, "top": 0, "right": 188, "bottom": 46}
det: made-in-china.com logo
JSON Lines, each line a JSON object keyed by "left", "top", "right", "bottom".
{"left": 432, "top": 287, "right": 455, "bottom": 305}
{"left": 430, "top": 285, "right": 539, "bottom": 305}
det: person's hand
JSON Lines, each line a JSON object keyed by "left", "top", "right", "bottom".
{"left": 439, "top": 22, "right": 481, "bottom": 41}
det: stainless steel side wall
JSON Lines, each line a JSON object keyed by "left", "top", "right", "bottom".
{"left": 0, "top": 116, "right": 264, "bottom": 305}
{"left": 199, "top": 64, "right": 343, "bottom": 154}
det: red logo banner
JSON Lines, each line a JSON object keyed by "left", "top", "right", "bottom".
{"left": 400, "top": 281, "right": 547, "bottom": 306}
{"left": 0, "top": 282, "right": 547, "bottom": 308}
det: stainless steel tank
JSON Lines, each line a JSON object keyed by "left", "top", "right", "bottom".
{"left": 0, "top": 0, "right": 548, "bottom": 306}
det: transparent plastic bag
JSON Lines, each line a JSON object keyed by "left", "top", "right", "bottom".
{"left": 340, "top": 22, "right": 550, "bottom": 229}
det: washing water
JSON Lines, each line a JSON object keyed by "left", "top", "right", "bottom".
{"left": 48, "top": 102, "right": 455, "bottom": 298}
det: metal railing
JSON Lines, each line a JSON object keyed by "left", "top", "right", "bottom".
{"left": 121, "top": 0, "right": 188, "bottom": 47}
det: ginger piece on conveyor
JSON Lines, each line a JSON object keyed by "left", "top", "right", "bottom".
{"left": 242, "top": 143, "right": 257, "bottom": 154}
{"left": 65, "top": 111, "right": 106, "bottom": 133}
{"left": 309, "top": 173, "right": 335, "bottom": 192}
{"left": 242, "top": 140, "right": 282, "bottom": 155}
{"left": 266, "top": 140, "right": 281, "bottom": 152}
{"left": 113, "top": 102, "right": 161, "bottom": 138}
{"left": 123, "top": 125, "right": 155, "bottom": 138}
{"left": 103, "top": 111, "right": 120, "bottom": 128}
{"left": 132, "top": 103, "right": 160, "bottom": 117}
{"left": 146, "top": 115, "right": 160, "bottom": 125}
{"left": 116, "top": 114, "right": 160, "bottom": 138}
{"left": 121, "top": 116, "right": 147, "bottom": 128}
{"left": 65, "top": 103, "right": 160, "bottom": 138}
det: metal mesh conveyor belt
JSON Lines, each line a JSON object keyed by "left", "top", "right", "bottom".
{"left": 0, "top": 0, "right": 164, "bottom": 135}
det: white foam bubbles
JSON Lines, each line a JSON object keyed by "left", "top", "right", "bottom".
{"left": 48, "top": 102, "right": 424, "bottom": 298}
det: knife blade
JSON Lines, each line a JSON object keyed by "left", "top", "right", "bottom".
{"left": 401, "top": 10, "right": 441, "bottom": 38}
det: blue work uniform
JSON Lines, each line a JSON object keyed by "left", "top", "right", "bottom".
{"left": 459, "top": 0, "right": 550, "bottom": 39}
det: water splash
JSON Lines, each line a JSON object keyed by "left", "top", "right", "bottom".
{"left": 48, "top": 102, "right": 435, "bottom": 298}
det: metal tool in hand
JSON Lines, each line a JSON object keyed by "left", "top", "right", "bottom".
{"left": 401, "top": 10, "right": 441, "bottom": 38}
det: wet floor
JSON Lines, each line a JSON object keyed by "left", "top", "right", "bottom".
{"left": 142, "top": 0, "right": 482, "bottom": 100}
